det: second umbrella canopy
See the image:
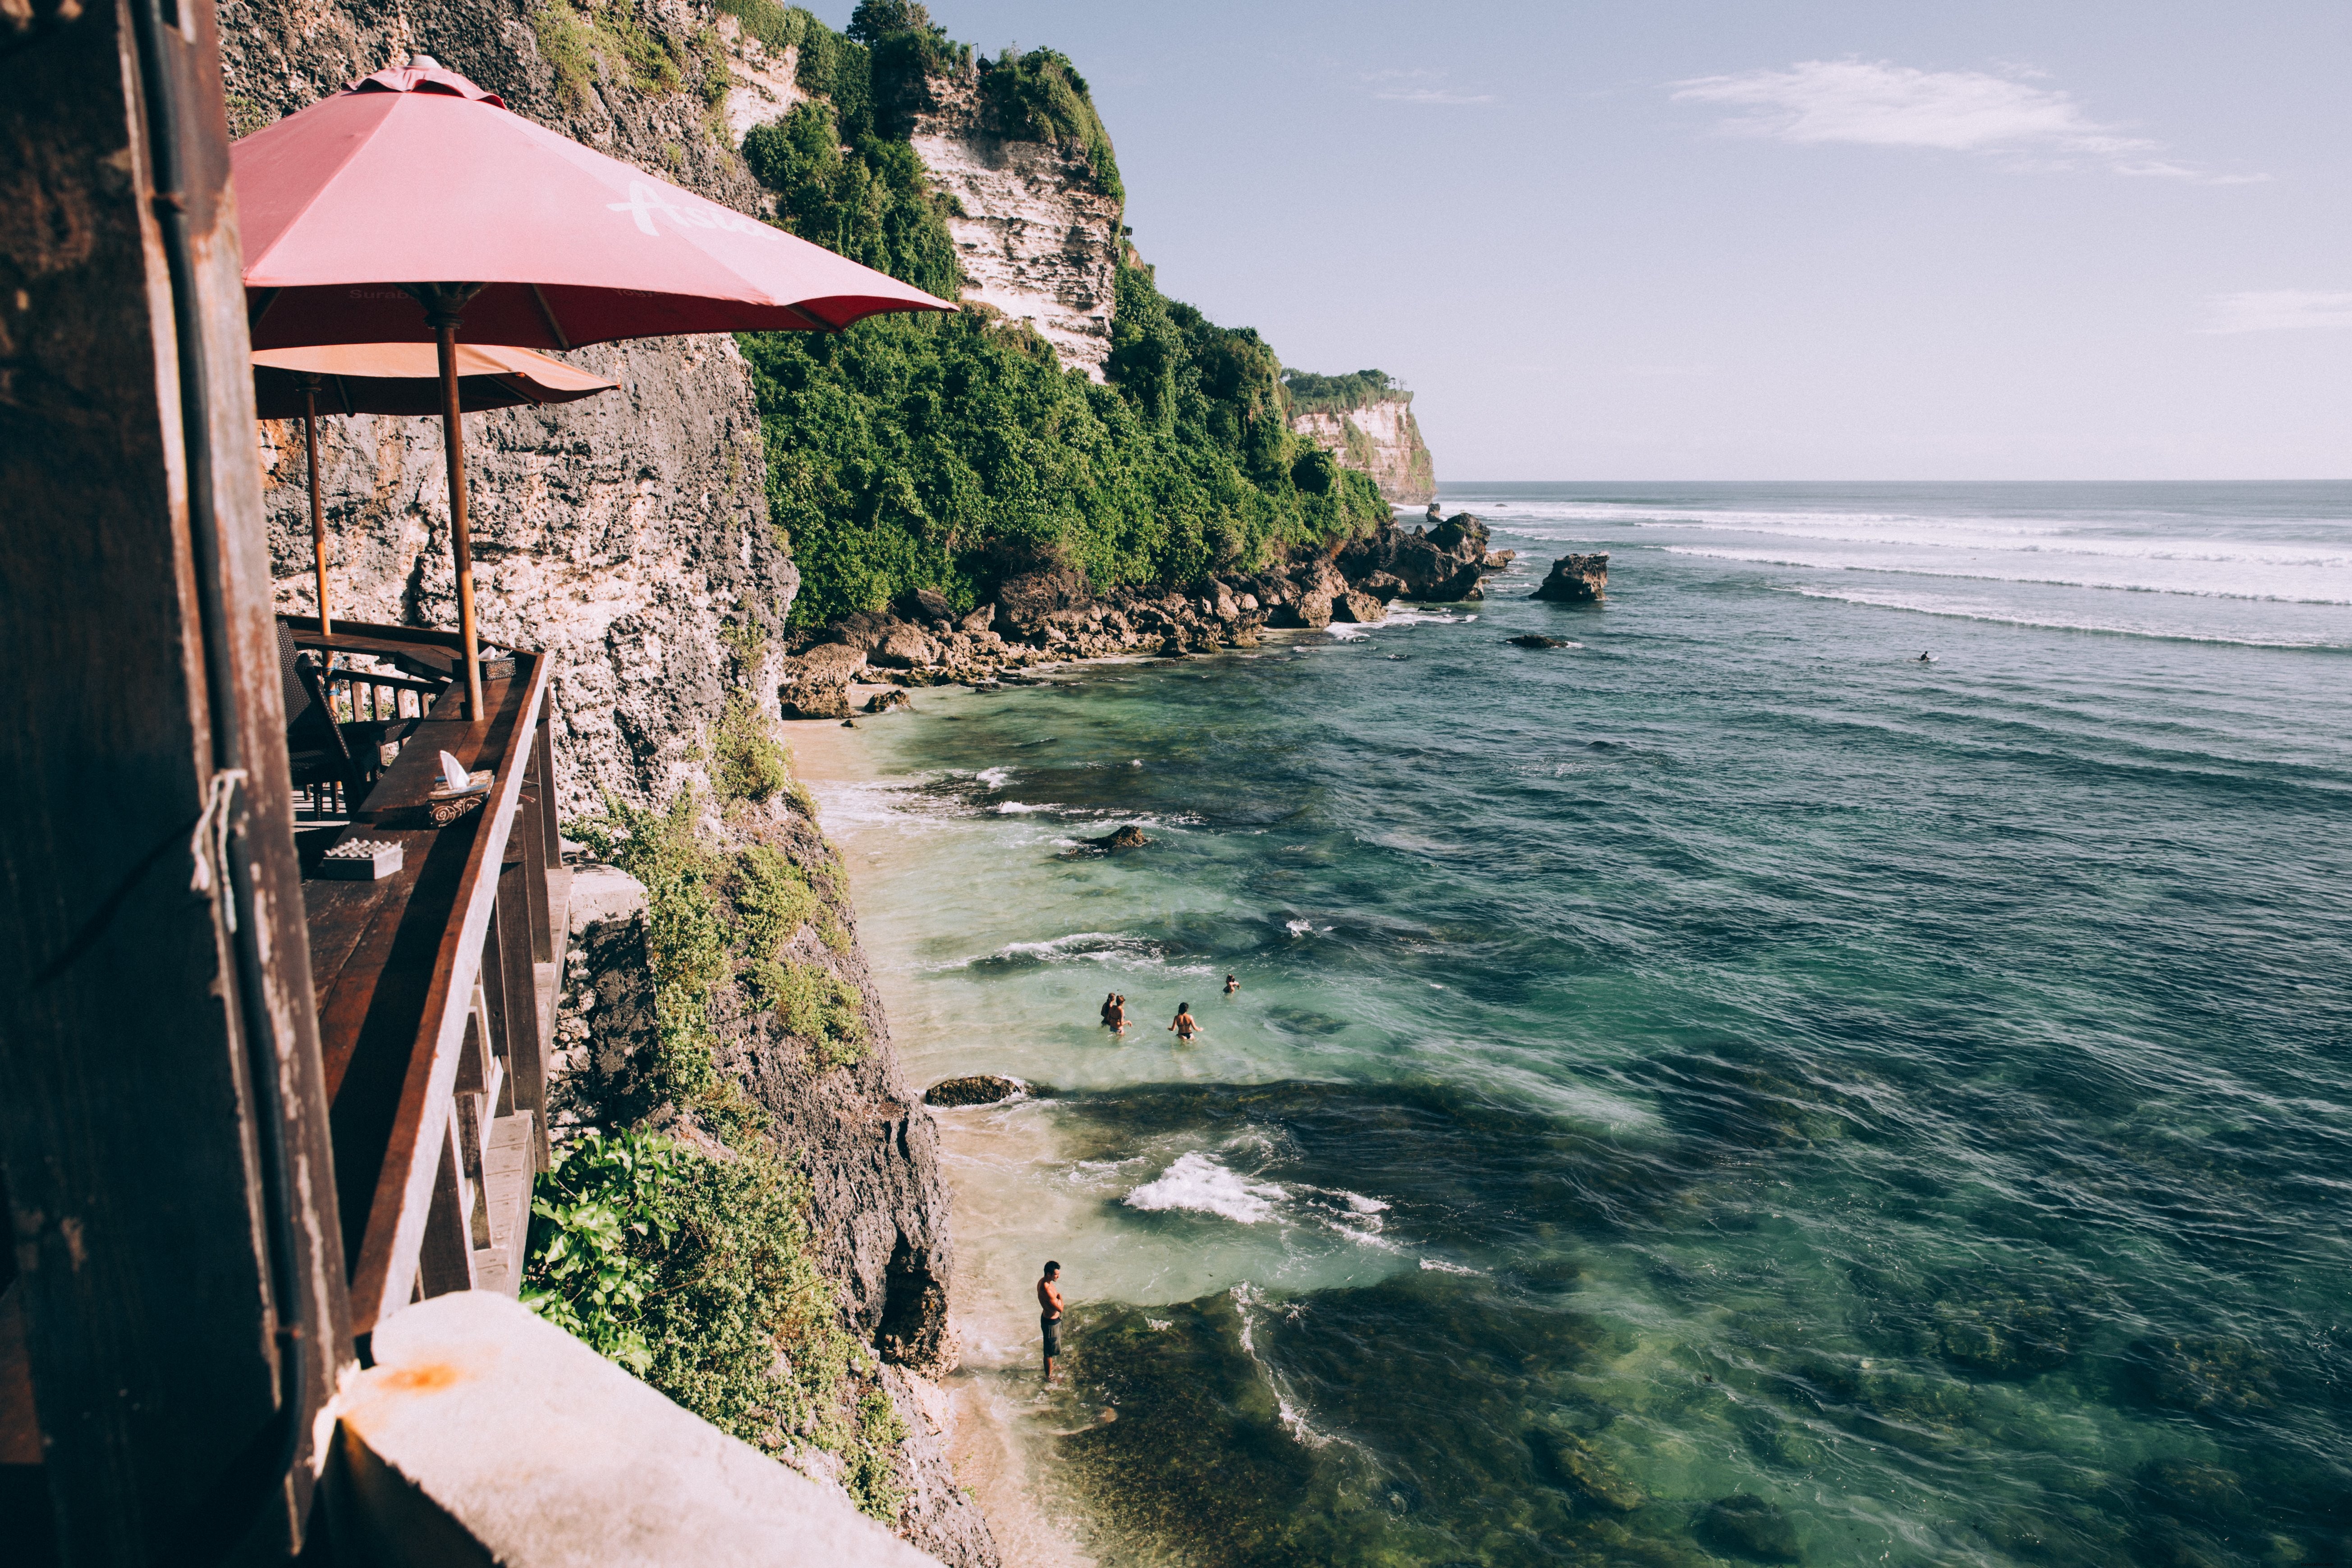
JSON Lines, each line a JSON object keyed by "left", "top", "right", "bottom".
{"left": 257, "top": 341, "right": 617, "bottom": 639}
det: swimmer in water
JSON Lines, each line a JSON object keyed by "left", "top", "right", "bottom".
{"left": 1169, "top": 1003, "right": 1198, "bottom": 1043}
{"left": 1108, "top": 994, "right": 1127, "bottom": 1033}
{"left": 1224, "top": 973, "right": 1240, "bottom": 995}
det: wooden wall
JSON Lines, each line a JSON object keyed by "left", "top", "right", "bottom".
{"left": 0, "top": 0, "right": 351, "bottom": 1559}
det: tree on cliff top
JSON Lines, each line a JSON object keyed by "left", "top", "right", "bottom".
{"left": 845, "top": 0, "right": 934, "bottom": 43}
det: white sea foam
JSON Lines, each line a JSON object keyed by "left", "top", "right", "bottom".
{"left": 994, "top": 800, "right": 1049, "bottom": 814}
{"left": 1325, "top": 623, "right": 1371, "bottom": 641}
{"left": 974, "top": 766, "right": 1015, "bottom": 788}
{"left": 1419, "top": 1258, "right": 1484, "bottom": 1276}
{"left": 1786, "top": 585, "right": 2351, "bottom": 648}
{"left": 1466, "top": 495, "right": 2352, "bottom": 604}
{"left": 935, "top": 931, "right": 1171, "bottom": 973}
{"left": 1123, "top": 1152, "right": 1286, "bottom": 1224}
{"left": 1284, "top": 918, "right": 1312, "bottom": 936}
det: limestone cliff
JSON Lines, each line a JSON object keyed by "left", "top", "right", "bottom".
{"left": 906, "top": 68, "right": 1121, "bottom": 379}
{"left": 1284, "top": 373, "right": 1438, "bottom": 506}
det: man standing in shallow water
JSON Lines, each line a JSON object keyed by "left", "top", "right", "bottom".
{"left": 1038, "top": 1261, "right": 1064, "bottom": 1384}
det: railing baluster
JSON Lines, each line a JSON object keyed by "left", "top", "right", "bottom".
{"left": 416, "top": 1110, "right": 477, "bottom": 1297}
{"left": 494, "top": 857, "right": 548, "bottom": 1173}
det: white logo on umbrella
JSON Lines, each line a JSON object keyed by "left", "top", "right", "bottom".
{"left": 605, "top": 180, "right": 775, "bottom": 240}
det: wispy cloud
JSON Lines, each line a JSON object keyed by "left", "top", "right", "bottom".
{"left": 1364, "top": 68, "right": 1494, "bottom": 106}
{"left": 1670, "top": 60, "right": 2263, "bottom": 183}
{"left": 2200, "top": 291, "right": 2352, "bottom": 334}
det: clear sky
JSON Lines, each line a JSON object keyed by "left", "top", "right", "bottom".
{"left": 812, "top": 2, "right": 2349, "bottom": 480}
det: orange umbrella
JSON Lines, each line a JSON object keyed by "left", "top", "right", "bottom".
{"left": 232, "top": 56, "right": 955, "bottom": 716}
{"left": 254, "top": 343, "right": 618, "bottom": 638}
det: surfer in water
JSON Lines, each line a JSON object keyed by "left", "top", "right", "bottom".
{"left": 1169, "top": 1003, "right": 1198, "bottom": 1044}
{"left": 1918, "top": 651, "right": 1934, "bottom": 663}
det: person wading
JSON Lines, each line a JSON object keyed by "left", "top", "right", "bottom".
{"left": 1169, "top": 1003, "right": 1198, "bottom": 1043}
{"left": 1038, "top": 1261, "right": 1065, "bottom": 1383}
{"left": 1108, "top": 994, "right": 1128, "bottom": 1034}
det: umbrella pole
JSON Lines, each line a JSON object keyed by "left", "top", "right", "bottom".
{"left": 303, "top": 387, "right": 332, "bottom": 638}
{"left": 433, "top": 323, "right": 484, "bottom": 721}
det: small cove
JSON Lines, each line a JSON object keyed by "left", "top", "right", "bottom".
{"left": 801, "top": 482, "right": 2352, "bottom": 1568}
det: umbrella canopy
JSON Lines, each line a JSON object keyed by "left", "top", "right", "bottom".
{"left": 233, "top": 55, "right": 955, "bottom": 718}
{"left": 253, "top": 342, "right": 618, "bottom": 419}
{"left": 257, "top": 344, "right": 620, "bottom": 639}
{"left": 234, "top": 60, "right": 954, "bottom": 352}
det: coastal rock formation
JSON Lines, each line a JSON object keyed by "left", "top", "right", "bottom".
{"left": 1283, "top": 371, "right": 1438, "bottom": 504}
{"left": 908, "top": 72, "right": 1121, "bottom": 379}
{"left": 1335, "top": 513, "right": 1496, "bottom": 603}
{"left": 779, "top": 528, "right": 1528, "bottom": 699}
{"left": 1532, "top": 554, "right": 1609, "bottom": 603}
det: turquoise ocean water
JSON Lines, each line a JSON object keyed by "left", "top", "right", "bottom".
{"left": 817, "top": 482, "right": 2352, "bottom": 1568}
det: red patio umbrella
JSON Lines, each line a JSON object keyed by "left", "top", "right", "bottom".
{"left": 232, "top": 56, "right": 955, "bottom": 715}
{"left": 254, "top": 343, "right": 618, "bottom": 637}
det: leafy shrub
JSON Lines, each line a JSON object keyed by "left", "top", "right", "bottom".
{"left": 745, "top": 957, "right": 868, "bottom": 1068}
{"left": 734, "top": 843, "right": 822, "bottom": 954}
{"left": 523, "top": 1133, "right": 908, "bottom": 1520}
{"left": 977, "top": 48, "right": 1122, "bottom": 200}
{"left": 569, "top": 792, "right": 746, "bottom": 1126}
{"left": 715, "top": 0, "right": 816, "bottom": 55}
{"left": 521, "top": 1129, "right": 681, "bottom": 1373}
{"left": 715, "top": 692, "right": 790, "bottom": 804}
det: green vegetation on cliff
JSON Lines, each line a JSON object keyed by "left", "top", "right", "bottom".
{"left": 529, "top": 725, "right": 897, "bottom": 1517}
{"left": 733, "top": 7, "right": 1388, "bottom": 630}
{"left": 1282, "top": 367, "right": 1411, "bottom": 416}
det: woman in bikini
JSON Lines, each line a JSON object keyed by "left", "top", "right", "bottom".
{"left": 1108, "top": 994, "right": 1128, "bottom": 1034}
{"left": 1169, "top": 1003, "right": 1198, "bottom": 1044}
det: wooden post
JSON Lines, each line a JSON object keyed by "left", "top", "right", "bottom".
{"left": 434, "top": 322, "right": 485, "bottom": 721}
{"left": 0, "top": 0, "right": 351, "bottom": 1559}
{"left": 304, "top": 383, "right": 332, "bottom": 637}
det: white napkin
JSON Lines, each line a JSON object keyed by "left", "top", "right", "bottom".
{"left": 437, "top": 750, "right": 471, "bottom": 792}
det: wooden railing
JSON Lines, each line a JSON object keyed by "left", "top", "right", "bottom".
{"left": 292, "top": 621, "right": 568, "bottom": 1334}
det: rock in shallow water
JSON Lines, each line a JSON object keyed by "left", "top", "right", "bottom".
{"left": 923, "top": 1075, "right": 1028, "bottom": 1108}
{"left": 1695, "top": 1494, "right": 1802, "bottom": 1562}
{"left": 1509, "top": 634, "right": 1569, "bottom": 649}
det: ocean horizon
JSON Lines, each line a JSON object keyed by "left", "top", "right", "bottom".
{"left": 805, "top": 477, "right": 2351, "bottom": 1567}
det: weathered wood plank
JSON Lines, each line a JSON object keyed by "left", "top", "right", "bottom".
{"left": 0, "top": 0, "right": 349, "bottom": 1555}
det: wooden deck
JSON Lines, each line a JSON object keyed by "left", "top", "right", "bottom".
{"left": 295, "top": 629, "right": 565, "bottom": 1332}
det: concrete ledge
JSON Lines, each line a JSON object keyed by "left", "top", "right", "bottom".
{"left": 335, "top": 1292, "right": 937, "bottom": 1567}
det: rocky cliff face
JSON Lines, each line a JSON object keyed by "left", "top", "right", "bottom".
{"left": 223, "top": 0, "right": 783, "bottom": 816}
{"left": 907, "top": 72, "right": 1120, "bottom": 380}
{"left": 219, "top": 5, "right": 991, "bottom": 1559}
{"left": 1289, "top": 396, "right": 1437, "bottom": 506}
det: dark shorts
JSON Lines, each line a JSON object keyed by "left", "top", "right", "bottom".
{"left": 1041, "top": 1314, "right": 1062, "bottom": 1357}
